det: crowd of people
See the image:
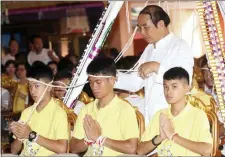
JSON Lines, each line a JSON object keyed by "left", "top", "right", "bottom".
{"left": 1, "top": 4, "right": 225, "bottom": 157}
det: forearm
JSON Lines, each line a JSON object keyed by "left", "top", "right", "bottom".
{"left": 50, "top": 55, "right": 59, "bottom": 62}
{"left": 69, "top": 138, "right": 88, "bottom": 154}
{"left": 104, "top": 138, "right": 138, "bottom": 154}
{"left": 11, "top": 139, "right": 23, "bottom": 154}
{"left": 36, "top": 135, "right": 68, "bottom": 154}
{"left": 173, "top": 135, "right": 212, "bottom": 156}
{"left": 137, "top": 136, "right": 162, "bottom": 155}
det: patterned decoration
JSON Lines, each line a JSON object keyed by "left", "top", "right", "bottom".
{"left": 197, "top": 1, "right": 225, "bottom": 122}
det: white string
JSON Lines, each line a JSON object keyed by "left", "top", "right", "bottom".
{"left": 27, "top": 78, "right": 88, "bottom": 89}
{"left": 114, "top": 1, "right": 150, "bottom": 63}
{"left": 88, "top": 74, "right": 114, "bottom": 78}
{"left": 23, "top": 80, "right": 53, "bottom": 124}
{"left": 126, "top": 1, "right": 131, "bottom": 34}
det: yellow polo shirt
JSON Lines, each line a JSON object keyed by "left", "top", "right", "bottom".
{"left": 18, "top": 98, "right": 69, "bottom": 156}
{"left": 141, "top": 103, "right": 213, "bottom": 156}
{"left": 73, "top": 95, "right": 139, "bottom": 156}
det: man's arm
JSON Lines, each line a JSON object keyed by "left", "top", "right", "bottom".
{"left": 173, "top": 135, "right": 212, "bottom": 156}
{"left": 48, "top": 50, "right": 60, "bottom": 62}
{"left": 36, "top": 136, "right": 68, "bottom": 154}
{"left": 104, "top": 138, "right": 138, "bottom": 154}
{"left": 69, "top": 137, "right": 88, "bottom": 154}
{"left": 11, "top": 139, "right": 23, "bottom": 154}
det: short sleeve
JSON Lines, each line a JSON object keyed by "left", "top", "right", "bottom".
{"left": 55, "top": 110, "right": 69, "bottom": 140}
{"left": 195, "top": 110, "right": 213, "bottom": 144}
{"left": 72, "top": 107, "right": 86, "bottom": 139}
{"left": 120, "top": 106, "right": 139, "bottom": 140}
{"left": 141, "top": 111, "right": 160, "bottom": 142}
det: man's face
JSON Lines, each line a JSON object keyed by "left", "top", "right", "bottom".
{"left": 10, "top": 41, "right": 19, "bottom": 56}
{"left": 33, "top": 38, "right": 43, "bottom": 53}
{"left": 28, "top": 79, "right": 51, "bottom": 102}
{"left": 163, "top": 79, "right": 190, "bottom": 104}
{"left": 88, "top": 76, "right": 115, "bottom": 99}
{"left": 202, "top": 65, "right": 214, "bottom": 88}
{"left": 137, "top": 14, "right": 162, "bottom": 44}
{"left": 16, "top": 65, "right": 27, "bottom": 79}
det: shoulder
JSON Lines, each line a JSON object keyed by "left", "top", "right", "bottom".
{"left": 115, "top": 96, "right": 136, "bottom": 112}
{"left": 50, "top": 98, "right": 68, "bottom": 117}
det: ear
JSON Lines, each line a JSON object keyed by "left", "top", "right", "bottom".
{"left": 185, "top": 84, "right": 191, "bottom": 94}
{"left": 157, "top": 20, "right": 165, "bottom": 28}
{"left": 109, "top": 77, "right": 116, "bottom": 85}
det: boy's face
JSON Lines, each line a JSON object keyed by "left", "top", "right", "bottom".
{"left": 163, "top": 79, "right": 190, "bottom": 104}
{"left": 88, "top": 76, "right": 115, "bottom": 99}
{"left": 53, "top": 78, "right": 70, "bottom": 100}
{"left": 28, "top": 79, "right": 51, "bottom": 102}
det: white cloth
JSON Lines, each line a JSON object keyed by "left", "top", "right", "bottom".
{"left": 115, "top": 33, "right": 194, "bottom": 126}
{"left": 2, "top": 54, "right": 15, "bottom": 65}
{"left": 27, "top": 48, "right": 59, "bottom": 65}
{"left": 124, "top": 94, "right": 144, "bottom": 116}
{"left": 74, "top": 100, "right": 85, "bottom": 115}
{"left": 1, "top": 87, "right": 10, "bottom": 109}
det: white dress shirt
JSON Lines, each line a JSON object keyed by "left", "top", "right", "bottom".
{"left": 27, "top": 48, "right": 59, "bottom": 65}
{"left": 2, "top": 54, "right": 15, "bottom": 65}
{"left": 115, "top": 33, "right": 194, "bottom": 126}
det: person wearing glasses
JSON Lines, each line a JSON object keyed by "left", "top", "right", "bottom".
{"left": 115, "top": 5, "right": 194, "bottom": 126}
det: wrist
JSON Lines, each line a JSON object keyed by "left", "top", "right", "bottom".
{"left": 170, "top": 133, "right": 179, "bottom": 142}
{"left": 152, "top": 135, "right": 162, "bottom": 147}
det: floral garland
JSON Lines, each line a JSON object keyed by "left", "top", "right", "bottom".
{"left": 197, "top": 1, "right": 225, "bottom": 121}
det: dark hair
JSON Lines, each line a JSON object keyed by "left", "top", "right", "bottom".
{"left": 139, "top": 5, "right": 170, "bottom": 27}
{"left": 47, "top": 61, "right": 58, "bottom": 66}
{"left": 57, "top": 58, "right": 75, "bottom": 73}
{"left": 54, "top": 70, "right": 72, "bottom": 81}
{"left": 116, "top": 56, "right": 139, "bottom": 70}
{"left": 28, "top": 64, "right": 53, "bottom": 81}
{"left": 32, "top": 34, "right": 42, "bottom": 44}
{"left": 87, "top": 57, "right": 116, "bottom": 77}
{"left": 163, "top": 67, "right": 189, "bottom": 84}
{"left": 16, "top": 62, "right": 30, "bottom": 69}
{"left": 5, "top": 60, "right": 16, "bottom": 69}
{"left": 32, "top": 61, "right": 46, "bottom": 68}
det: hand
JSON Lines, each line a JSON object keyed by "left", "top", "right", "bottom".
{"left": 160, "top": 113, "right": 175, "bottom": 139}
{"left": 159, "top": 113, "right": 167, "bottom": 141}
{"left": 9, "top": 121, "right": 32, "bottom": 139}
{"left": 48, "top": 50, "right": 53, "bottom": 57}
{"left": 83, "top": 114, "right": 101, "bottom": 141}
{"left": 138, "top": 61, "right": 159, "bottom": 79}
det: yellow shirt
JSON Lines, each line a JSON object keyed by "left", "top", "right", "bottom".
{"left": 19, "top": 98, "right": 69, "bottom": 156}
{"left": 73, "top": 95, "right": 139, "bottom": 156}
{"left": 141, "top": 103, "right": 213, "bottom": 156}
{"left": 13, "top": 83, "right": 29, "bottom": 113}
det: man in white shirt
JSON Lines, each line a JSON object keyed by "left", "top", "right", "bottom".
{"left": 115, "top": 5, "right": 194, "bottom": 126}
{"left": 27, "top": 35, "right": 59, "bottom": 65}
{"left": 2, "top": 39, "right": 19, "bottom": 65}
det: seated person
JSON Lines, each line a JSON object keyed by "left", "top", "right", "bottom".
{"left": 53, "top": 70, "right": 85, "bottom": 115}
{"left": 13, "top": 62, "right": 30, "bottom": 113}
{"left": 137, "top": 67, "right": 213, "bottom": 156}
{"left": 69, "top": 57, "right": 139, "bottom": 156}
{"left": 10, "top": 64, "right": 69, "bottom": 156}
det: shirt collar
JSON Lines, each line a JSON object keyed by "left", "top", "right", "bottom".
{"left": 155, "top": 32, "right": 174, "bottom": 49}
{"left": 168, "top": 102, "right": 192, "bottom": 119}
{"left": 93, "top": 95, "right": 118, "bottom": 112}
